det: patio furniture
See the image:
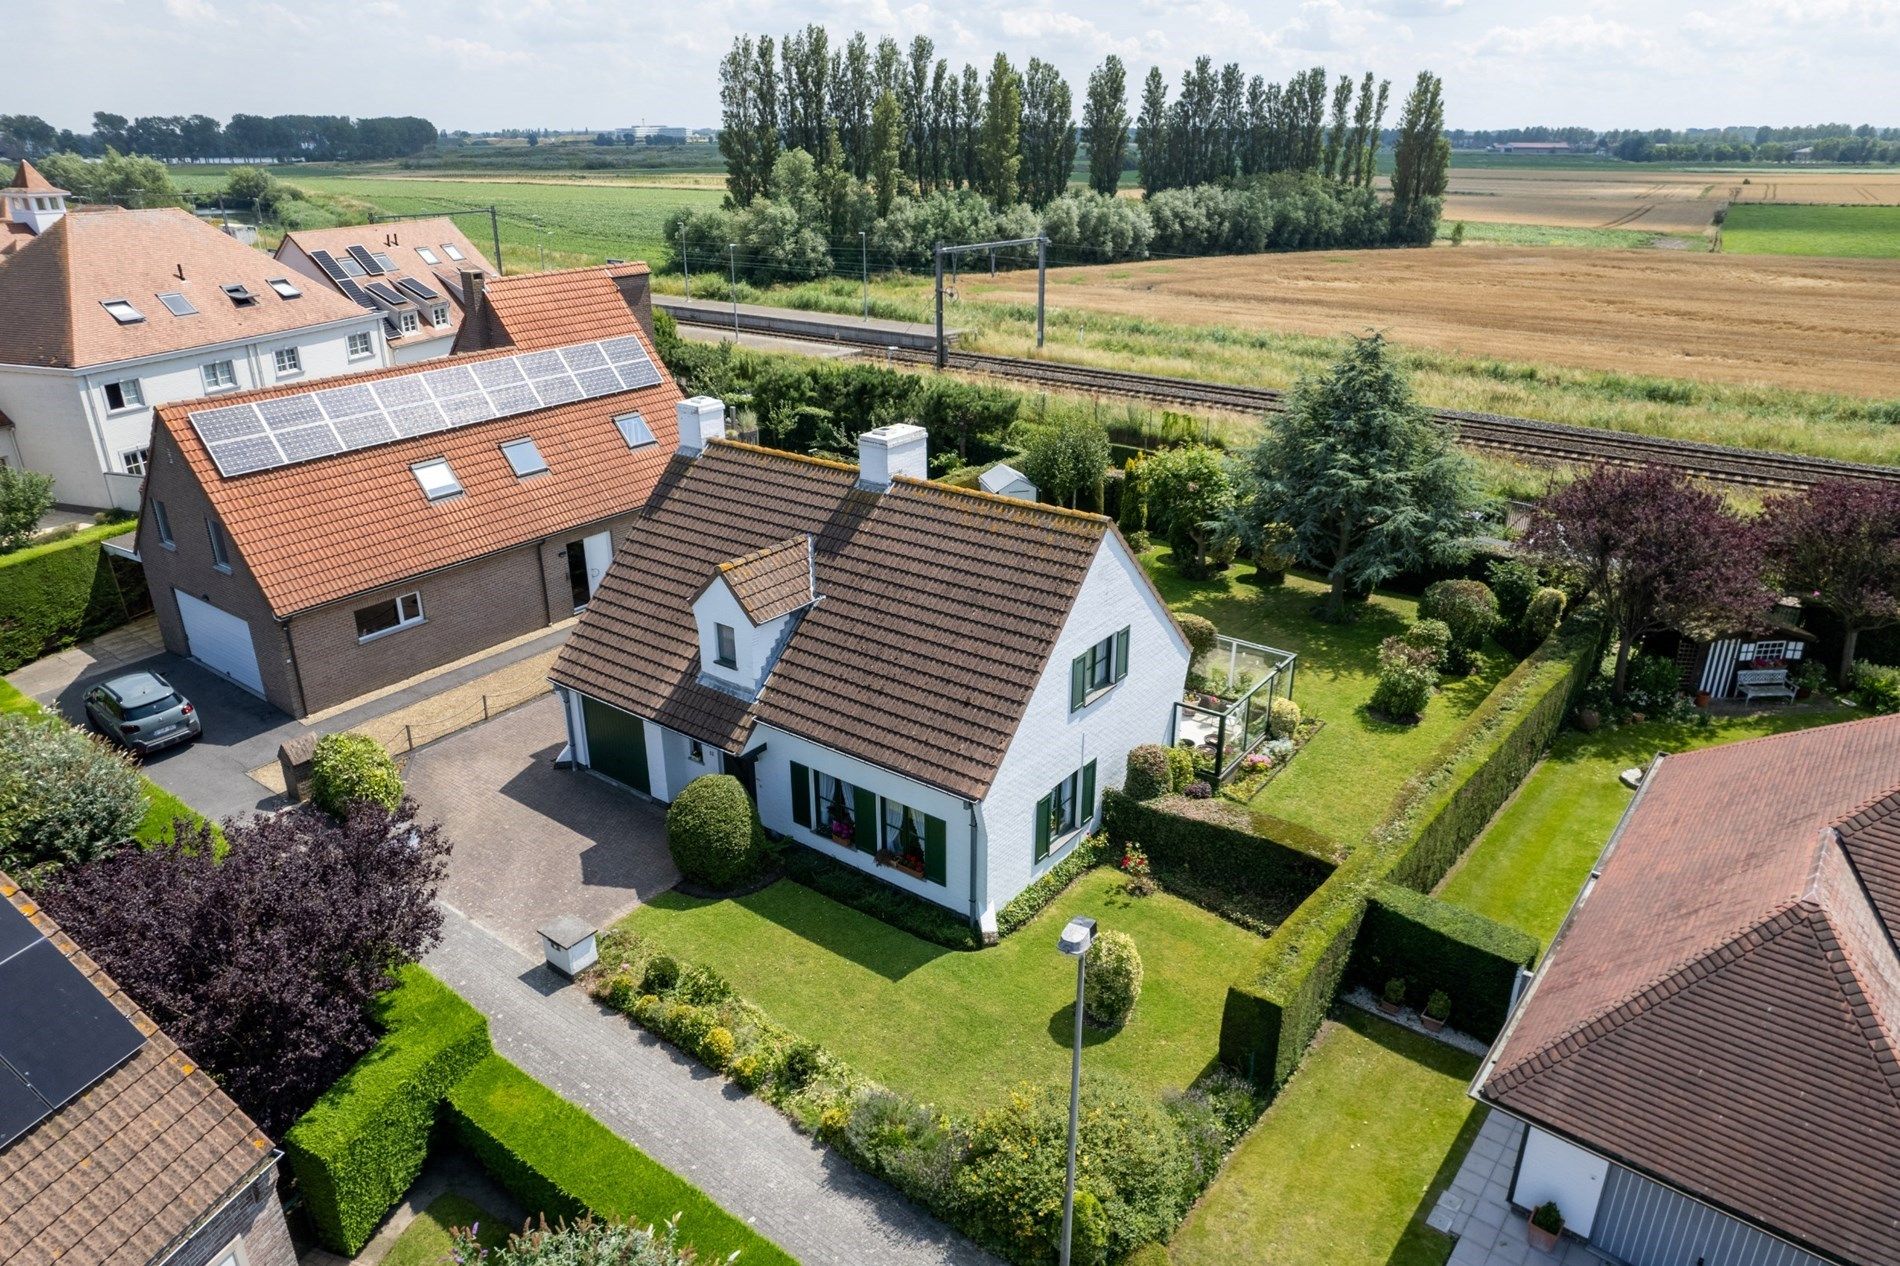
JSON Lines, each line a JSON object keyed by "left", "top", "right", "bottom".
{"left": 1736, "top": 668, "right": 1796, "bottom": 704}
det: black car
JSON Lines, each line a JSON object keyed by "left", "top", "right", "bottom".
{"left": 84, "top": 671, "right": 202, "bottom": 756}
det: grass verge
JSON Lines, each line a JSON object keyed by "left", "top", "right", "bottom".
{"left": 382, "top": 1193, "right": 507, "bottom": 1266}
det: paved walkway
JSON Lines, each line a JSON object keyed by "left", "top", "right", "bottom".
{"left": 424, "top": 911, "right": 994, "bottom": 1266}
{"left": 1430, "top": 1114, "right": 1608, "bottom": 1265}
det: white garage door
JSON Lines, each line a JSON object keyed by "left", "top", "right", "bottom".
{"left": 173, "top": 590, "right": 265, "bottom": 696}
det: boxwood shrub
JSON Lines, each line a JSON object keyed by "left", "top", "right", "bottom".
{"left": 996, "top": 832, "right": 1107, "bottom": 937}
{"left": 1347, "top": 885, "right": 1538, "bottom": 1041}
{"left": 1103, "top": 791, "right": 1336, "bottom": 905}
{"left": 665, "top": 773, "right": 761, "bottom": 888}
{"left": 0, "top": 521, "right": 143, "bottom": 673}
{"left": 308, "top": 733, "right": 404, "bottom": 818}
{"left": 283, "top": 966, "right": 491, "bottom": 1255}
{"left": 780, "top": 844, "right": 979, "bottom": 949}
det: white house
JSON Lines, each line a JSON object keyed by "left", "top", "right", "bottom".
{"left": 275, "top": 219, "right": 496, "bottom": 365}
{"left": 550, "top": 415, "right": 1192, "bottom": 933}
{"left": 0, "top": 162, "right": 388, "bottom": 511}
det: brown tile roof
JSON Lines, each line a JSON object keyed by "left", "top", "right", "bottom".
{"left": 5, "top": 161, "right": 63, "bottom": 193}
{"left": 151, "top": 320, "right": 682, "bottom": 616}
{"left": 279, "top": 219, "right": 493, "bottom": 348}
{"left": 551, "top": 442, "right": 1115, "bottom": 800}
{"left": 0, "top": 208, "right": 370, "bottom": 369}
{"left": 453, "top": 263, "right": 650, "bottom": 355}
{"left": 0, "top": 876, "right": 275, "bottom": 1266}
{"left": 715, "top": 536, "right": 814, "bottom": 624}
{"left": 1480, "top": 715, "right": 1900, "bottom": 1266}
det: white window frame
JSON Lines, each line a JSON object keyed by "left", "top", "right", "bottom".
{"left": 347, "top": 330, "right": 375, "bottom": 360}
{"left": 354, "top": 591, "right": 425, "bottom": 642}
{"left": 416, "top": 246, "right": 440, "bottom": 265}
{"left": 1084, "top": 632, "right": 1117, "bottom": 693}
{"left": 614, "top": 411, "right": 655, "bottom": 448}
{"left": 500, "top": 437, "right": 548, "bottom": 478}
{"left": 879, "top": 795, "right": 930, "bottom": 872}
{"left": 430, "top": 304, "right": 450, "bottom": 328}
{"left": 152, "top": 499, "right": 174, "bottom": 549}
{"left": 202, "top": 360, "right": 238, "bottom": 392}
{"left": 267, "top": 276, "right": 302, "bottom": 299}
{"left": 273, "top": 346, "right": 302, "bottom": 377}
{"left": 101, "top": 298, "right": 144, "bottom": 324}
{"left": 714, "top": 622, "right": 737, "bottom": 669}
{"left": 1049, "top": 769, "right": 1082, "bottom": 838}
{"left": 411, "top": 457, "right": 462, "bottom": 501}
{"left": 398, "top": 310, "right": 420, "bottom": 335}
{"left": 103, "top": 377, "right": 144, "bottom": 412}
{"left": 120, "top": 447, "right": 149, "bottom": 476}
{"left": 206, "top": 516, "right": 232, "bottom": 572}
{"left": 442, "top": 243, "right": 465, "bottom": 261}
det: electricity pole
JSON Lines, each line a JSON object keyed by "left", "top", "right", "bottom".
{"left": 934, "top": 235, "right": 1047, "bottom": 367}
{"left": 681, "top": 225, "right": 691, "bottom": 301}
{"left": 728, "top": 243, "right": 739, "bottom": 339}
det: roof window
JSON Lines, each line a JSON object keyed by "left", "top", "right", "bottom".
{"left": 416, "top": 247, "right": 440, "bottom": 265}
{"left": 101, "top": 299, "right": 144, "bottom": 324}
{"left": 156, "top": 291, "right": 197, "bottom": 317}
{"left": 614, "top": 411, "right": 655, "bottom": 448}
{"left": 221, "top": 283, "right": 258, "bottom": 307}
{"left": 267, "top": 277, "right": 302, "bottom": 299}
{"left": 442, "top": 243, "right": 465, "bottom": 261}
{"left": 412, "top": 458, "right": 463, "bottom": 501}
{"left": 500, "top": 437, "right": 549, "bottom": 478}
{"left": 371, "top": 252, "right": 397, "bottom": 272}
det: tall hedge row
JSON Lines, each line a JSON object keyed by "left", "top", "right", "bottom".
{"left": 1217, "top": 616, "right": 1603, "bottom": 1087}
{"left": 1348, "top": 885, "right": 1538, "bottom": 1042}
{"left": 283, "top": 966, "right": 492, "bottom": 1255}
{"left": 1102, "top": 792, "right": 1337, "bottom": 908}
{"left": 0, "top": 521, "right": 145, "bottom": 672}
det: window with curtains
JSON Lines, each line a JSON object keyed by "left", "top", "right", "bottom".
{"left": 1035, "top": 759, "right": 1098, "bottom": 862}
{"left": 788, "top": 760, "right": 947, "bottom": 885}
{"left": 1070, "top": 627, "right": 1131, "bottom": 711}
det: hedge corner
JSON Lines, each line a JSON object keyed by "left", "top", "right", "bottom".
{"left": 1350, "top": 885, "right": 1538, "bottom": 1042}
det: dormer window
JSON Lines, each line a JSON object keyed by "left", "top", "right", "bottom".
{"left": 412, "top": 458, "right": 462, "bottom": 501}
{"left": 101, "top": 299, "right": 144, "bottom": 324}
{"left": 222, "top": 283, "right": 257, "bottom": 307}
{"left": 714, "top": 623, "right": 738, "bottom": 669}
{"left": 267, "top": 277, "right": 302, "bottom": 299}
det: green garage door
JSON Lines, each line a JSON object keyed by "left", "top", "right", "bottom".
{"left": 581, "top": 696, "right": 651, "bottom": 795}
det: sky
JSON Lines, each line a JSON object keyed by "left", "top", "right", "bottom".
{"left": 9, "top": 0, "right": 1900, "bottom": 134}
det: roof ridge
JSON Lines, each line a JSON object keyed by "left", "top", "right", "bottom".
{"left": 1806, "top": 899, "right": 1900, "bottom": 1107}
{"left": 717, "top": 534, "right": 809, "bottom": 573}
{"left": 895, "top": 472, "right": 1112, "bottom": 527}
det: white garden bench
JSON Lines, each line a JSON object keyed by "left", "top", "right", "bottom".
{"left": 1736, "top": 668, "right": 1796, "bottom": 703}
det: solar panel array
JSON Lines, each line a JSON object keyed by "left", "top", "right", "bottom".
{"left": 0, "top": 898, "right": 147, "bottom": 1149}
{"left": 187, "top": 336, "right": 665, "bottom": 478}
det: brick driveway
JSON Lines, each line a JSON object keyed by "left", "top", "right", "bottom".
{"left": 406, "top": 694, "right": 675, "bottom": 955}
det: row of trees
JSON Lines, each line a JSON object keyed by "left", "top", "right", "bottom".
{"left": 0, "top": 111, "right": 437, "bottom": 163}
{"left": 1135, "top": 63, "right": 1388, "bottom": 194}
{"left": 1442, "top": 123, "right": 1900, "bottom": 165}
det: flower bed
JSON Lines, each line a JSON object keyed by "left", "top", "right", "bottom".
{"left": 1218, "top": 719, "right": 1323, "bottom": 803}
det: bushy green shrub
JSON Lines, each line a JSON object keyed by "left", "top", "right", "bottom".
{"left": 1401, "top": 618, "right": 1453, "bottom": 669}
{"left": 1522, "top": 587, "right": 1567, "bottom": 648}
{"left": 1072, "top": 1190, "right": 1110, "bottom": 1266}
{"left": 284, "top": 967, "right": 492, "bottom": 1255}
{"left": 1419, "top": 579, "right": 1499, "bottom": 673}
{"left": 309, "top": 732, "right": 403, "bottom": 817}
{"left": 1165, "top": 746, "right": 1196, "bottom": 792}
{"left": 642, "top": 953, "right": 680, "bottom": 993}
{"left": 1164, "top": 1069, "right": 1265, "bottom": 1185}
{"left": 1371, "top": 637, "right": 1438, "bottom": 721}
{"left": 665, "top": 774, "right": 761, "bottom": 888}
{"left": 0, "top": 713, "right": 143, "bottom": 875}
{"left": 1854, "top": 662, "right": 1900, "bottom": 714}
{"left": 1623, "top": 653, "right": 1684, "bottom": 712}
{"left": 1084, "top": 931, "right": 1144, "bottom": 1026}
{"left": 1267, "top": 697, "right": 1302, "bottom": 739}
{"left": 781, "top": 1039, "right": 824, "bottom": 1089}
{"left": 996, "top": 833, "right": 1108, "bottom": 937}
{"left": 1176, "top": 613, "right": 1218, "bottom": 661}
{"left": 781, "top": 845, "right": 981, "bottom": 949}
{"left": 0, "top": 465, "right": 55, "bottom": 555}
{"left": 702, "top": 1026, "right": 735, "bottom": 1070}
{"left": 1486, "top": 558, "right": 1540, "bottom": 634}
{"left": 1124, "top": 744, "right": 1173, "bottom": 801}
{"left": 837, "top": 1086, "right": 962, "bottom": 1211}
{"left": 478, "top": 1216, "right": 699, "bottom": 1266}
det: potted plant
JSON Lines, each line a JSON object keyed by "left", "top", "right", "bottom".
{"left": 1693, "top": 688, "right": 1712, "bottom": 708}
{"left": 1380, "top": 977, "right": 1406, "bottom": 1015}
{"left": 1422, "top": 990, "right": 1450, "bottom": 1033}
{"left": 825, "top": 784, "right": 855, "bottom": 846}
{"left": 893, "top": 808, "right": 926, "bottom": 878}
{"left": 1792, "top": 659, "right": 1826, "bottom": 700}
{"left": 1528, "top": 1201, "right": 1564, "bottom": 1253}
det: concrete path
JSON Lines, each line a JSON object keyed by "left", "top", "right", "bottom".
{"left": 424, "top": 911, "right": 995, "bottom": 1266}
{"left": 1430, "top": 1114, "right": 1608, "bottom": 1265}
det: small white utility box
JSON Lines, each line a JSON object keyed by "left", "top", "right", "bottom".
{"left": 538, "top": 915, "right": 599, "bottom": 978}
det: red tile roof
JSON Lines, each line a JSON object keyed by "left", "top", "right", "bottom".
{"left": 1480, "top": 715, "right": 1900, "bottom": 1266}
{"left": 5, "top": 160, "right": 63, "bottom": 193}
{"left": 279, "top": 219, "right": 493, "bottom": 348}
{"left": 453, "top": 263, "right": 650, "bottom": 354}
{"left": 0, "top": 876, "right": 275, "bottom": 1266}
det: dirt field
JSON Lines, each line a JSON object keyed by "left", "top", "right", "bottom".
{"left": 965, "top": 247, "right": 1900, "bottom": 397}
{"left": 1438, "top": 167, "right": 1900, "bottom": 239}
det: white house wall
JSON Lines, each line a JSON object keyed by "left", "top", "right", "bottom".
{"left": 980, "top": 534, "right": 1190, "bottom": 918}
{"left": 1513, "top": 1126, "right": 1610, "bottom": 1237}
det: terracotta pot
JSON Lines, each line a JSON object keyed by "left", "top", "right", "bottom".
{"left": 1421, "top": 1015, "right": 1445, "bottom": 1033}
{"left": 1527, "top": 1222, "right": 1562, "bottom": 1253}
{"left": 1378, "top": 998, "right": 1401, "bottom": 1016}
{"left": 1694, "top": 690, "right": 1712, "bottom": 707}
{"left": 1575, "top": 708, "right": 1600, "bottom": 732}
{"left": 1796, "top": 687, "right": 1813, "bottom": 700}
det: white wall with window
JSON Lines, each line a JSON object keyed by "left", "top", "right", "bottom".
{"left": 272, "top": 346, "right": 302, "bottom": 378}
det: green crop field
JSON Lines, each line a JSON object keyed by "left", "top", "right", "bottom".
{"left": 1722, "top": 203, "right": 1900, "bottom": 258}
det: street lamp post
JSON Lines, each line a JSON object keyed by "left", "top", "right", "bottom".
{"left": 1056, "top": 915, "right": 1097, "bottom": 1266}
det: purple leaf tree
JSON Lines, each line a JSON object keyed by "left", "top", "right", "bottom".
{"left": 40, "top": 799, "right": 447, "bottom": 1136}
{"left": 1759, "top": 479, "right": 1900, "bottom": 686}
{"left": 1526, "top": 468, "right": 1769, "bottom": 698}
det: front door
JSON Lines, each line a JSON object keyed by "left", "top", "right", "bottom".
{"left": 565, "top": 531, "right": 613, "bottom": 610}
{"left": 722, "top": 748, "right": 759, "bottom": 801}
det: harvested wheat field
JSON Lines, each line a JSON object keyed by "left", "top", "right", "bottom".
{"left": 969, "top": 248, "right": 1900, "bottom": 397}
{"left": 1435, "top": 167, "right": 1900, "bottom": 238}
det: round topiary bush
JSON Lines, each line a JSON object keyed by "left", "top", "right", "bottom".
{"left": 0, "top": 713, "right": 143, "bottom": 874}
{"left": 1268, "top": 697, "right": 1302, "bottom": 739}
{"left": 1401, "top": 617, "right": 1453, "bottom": 669}
{"left": 1124, "top": 744, "right": 1172, "bottom": 801}
{"left": 1522, "top": 586, "right": 1567, "bottom": 648}
{"left": 1176, "top": 613, "right": 1218, "bottom": 662}
{"left": 308, "top": 732, "right": 403, "bottom": 818}
{"left": 665, "top": 773, "right": 761, "bottom": 889}
{"left": 1419, "top": 579, "right": 1499, "bottom": 673}
{"left": 1084, "top": 930, "right": 1144, "bottom": 1027}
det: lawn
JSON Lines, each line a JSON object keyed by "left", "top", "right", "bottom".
{"left": 1170, "top": 1007, "right": 1482, "bottom": 1266}
{"left": 382, "top": 1193, "right": 507, "bottom": 1266}
{"left": 1142, "top": 554, "right": 1513, "bottom": 848}
{"left": 619, "top": 866, "right": 1260, "bottom": 1114}
{"left": 1723, "top": 204, "right": 1900, "bottom": 259}
{"left": 1437, "top": 701, "right": 1855, "bottom": 948}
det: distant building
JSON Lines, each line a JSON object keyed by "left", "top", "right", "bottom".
{"left": 1491, "top": 141, "right": 1572, "bottom": 155}
{"left": 978, "top": 462, "right": 1038, "bottom": 501}
{"left": 275, "top": 219, "right": 495, "bottom": 365}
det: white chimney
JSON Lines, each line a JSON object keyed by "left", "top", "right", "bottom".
{"left": 857, "top": 423, "right": 929, "bottom": 490}
{"left": 677, "top": 396, "right": 727, "bottom": 456}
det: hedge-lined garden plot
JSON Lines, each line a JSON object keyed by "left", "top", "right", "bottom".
{"left": 0, "top": 520, "right": 145, "bottom": 672}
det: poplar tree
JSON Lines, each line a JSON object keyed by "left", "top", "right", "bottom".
{"left": 718, "top": 36, "right": 765, "bottom": 207}
{"left": 869, "top": 90, "right": 902, "bottom": 216}
{"left": 977, "top": 53, "right": 1022, "bottom": 206}
{"left": 1391, "top": 70, "right": 1450, "bottom": 239}
{"left": 1083, "top": 55, "right": 1129, "bottom": 196}
{"left": 1136, "top": 67, "right": 1170, "bottom": 192}
{"left": 1019, "top": 58, "right": 1076, "bottom": 207}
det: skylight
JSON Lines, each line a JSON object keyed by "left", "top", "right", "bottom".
{"left": 222, "top": 283, "right": 258, "bottom": 307}
{"left": 267, "top": 277, "right": 302, "bottom": 299}
{"left": 500, "top": 437, "right": 549, "bottom": 478}
{"left": 101, "top": 299, "right": 144, "bottom": 325}
{"left": 442, "top": 243, "right": 465, "bottom": 261}
{"left": 614, "top": 411, "right": 655, "bottom": 448}
{"left": 371, "top": 252, "right": 396, "bottom": 272}
{"left": 416, "top": 247, "right": 440, "bottom": 265}
{"left": 156, "top": 291, "right": 197, "bottom": 317}
{"left": 411, "top": 458, "right": 463, "bottom": 501}
{"left": 338, "top": 256, "right": 366, "bottom": 278}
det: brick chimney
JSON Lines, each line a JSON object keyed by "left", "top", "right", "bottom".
{"left": 459, "top": 268, "right": 486, "bottom": 328}
{"left": 857, "top": 424, "right": 928, "bottom": 490}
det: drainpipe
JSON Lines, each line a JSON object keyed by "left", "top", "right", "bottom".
{"left": 278, "top": 615, "right": 308, "bottom": 717}
{"left": 966, "top": 800, "right": 980, "bottom": 927}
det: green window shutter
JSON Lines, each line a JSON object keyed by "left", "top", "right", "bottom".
{"left": 1082, "top": 759, "right": 1098, "bottom": 826}
{"left": 790, "top": 762, "right": 812, "bottom": 828}
{"left": 1034, "top": 792, "right": 1053, "bottom": 862}
{"left": 853, "top": 786, "right": 878, "bottom": 854}
{"left": 1070, "top": 655, "right": 1087, "bottom": 711}
{"left": 924, "top": 814, "right": 947, "bottom": 885}
{"left": 1114, "top": 627, "right": 1131, "bottom": 682}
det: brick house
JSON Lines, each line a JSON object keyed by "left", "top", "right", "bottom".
{"left": 0, "top": 875, "right": 295, "bottom": 1266}
{"left": 136, "top": 265, "right": 682, "bottom": 717}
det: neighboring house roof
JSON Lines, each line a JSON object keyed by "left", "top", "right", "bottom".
{"left": 5, "top": 160, "right": 64, "bottom": 193}
{"left": 0, "top": 875, "right": 276, "bottom": 1265}
{"left": 552, "top": 442, "right": 1121, "bottom": 800}
{"left": 0, "top": 208, "right": 369, "bottom": 369}
{"left": 149, "top": 320, "right": 682, "bottom": 616}
{"left": 278, "top": 218, "right": 493, "bottom": 349}
{"left": 715, "top": 535, "right": 815, "bottom": 624}
{"left": 453, "top": 262, "right": 651, "bottom": 354}
{"left": 1479, "top": 715, "right": 1900, "bottom": 1266}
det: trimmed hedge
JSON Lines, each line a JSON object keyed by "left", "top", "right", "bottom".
{"left": 1348, "top": 885, "right": 1537, "bottom": 1042}
{"left": 1219, "top": 615, "right": 1603, "bottom": 1087}
{"left": 446, "top": 1052, "right": 797, "bottom": 1266}
{"left": 1103, "top": 792, "right": 1337, "bottom": 906}
{"left": 781, "top": 844, "right": 980, "bottom": 950}
{"left": 996, "top": 832, "right": 1107, "bottom": 937}
{"left": 0, "top": 520, "right": 143, "bottom": 672}
{"left": 284, "top": 966, "right": 492, "bottom": 1255}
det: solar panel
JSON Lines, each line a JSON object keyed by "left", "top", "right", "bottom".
{"left": 186, "top": 336, "right": 666, "bottom": 477}
{"left": 395, "top": 277, "right": 442, "bottom": 303}
{"left": 337, "top": 278, "right": 376, "bottom": 309}
{"left": 309, "top": 249, "right": 350, "bottom": 283}
{"left": 0, "top": 899, "right": 146, "bottom": 1149}
{"left": 347, "top": 245, "right": 384, "bottom": 275}
{"left": 367, "top": 281, "right": 410, "bottom": 308}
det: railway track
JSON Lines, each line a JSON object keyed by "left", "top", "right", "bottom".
{"left": 671, "top": 311, "right": 1899, "bottom": 491}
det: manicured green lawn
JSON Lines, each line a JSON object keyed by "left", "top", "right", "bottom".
{"left": 1438, "top": 701, "right": 1855, "bottom": 949}
{"left": 1142, "top": 554, "right": 1512, "bottom": 848}
{"left": 622, "top": 866, "right": 1261, "bottom": 1113}
{"left": 1723, "top": 204, "right": 1900, "bottom": 259}
{"left": 383, "top": 1193, "right": 507, "bottom": 1266}
{"left": 1171, "top": 1007, "right": 1482, "bottom": 1266}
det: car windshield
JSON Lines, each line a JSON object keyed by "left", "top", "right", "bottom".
{"left": 121, "top": 695, "right": 180, "bottom": 721}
